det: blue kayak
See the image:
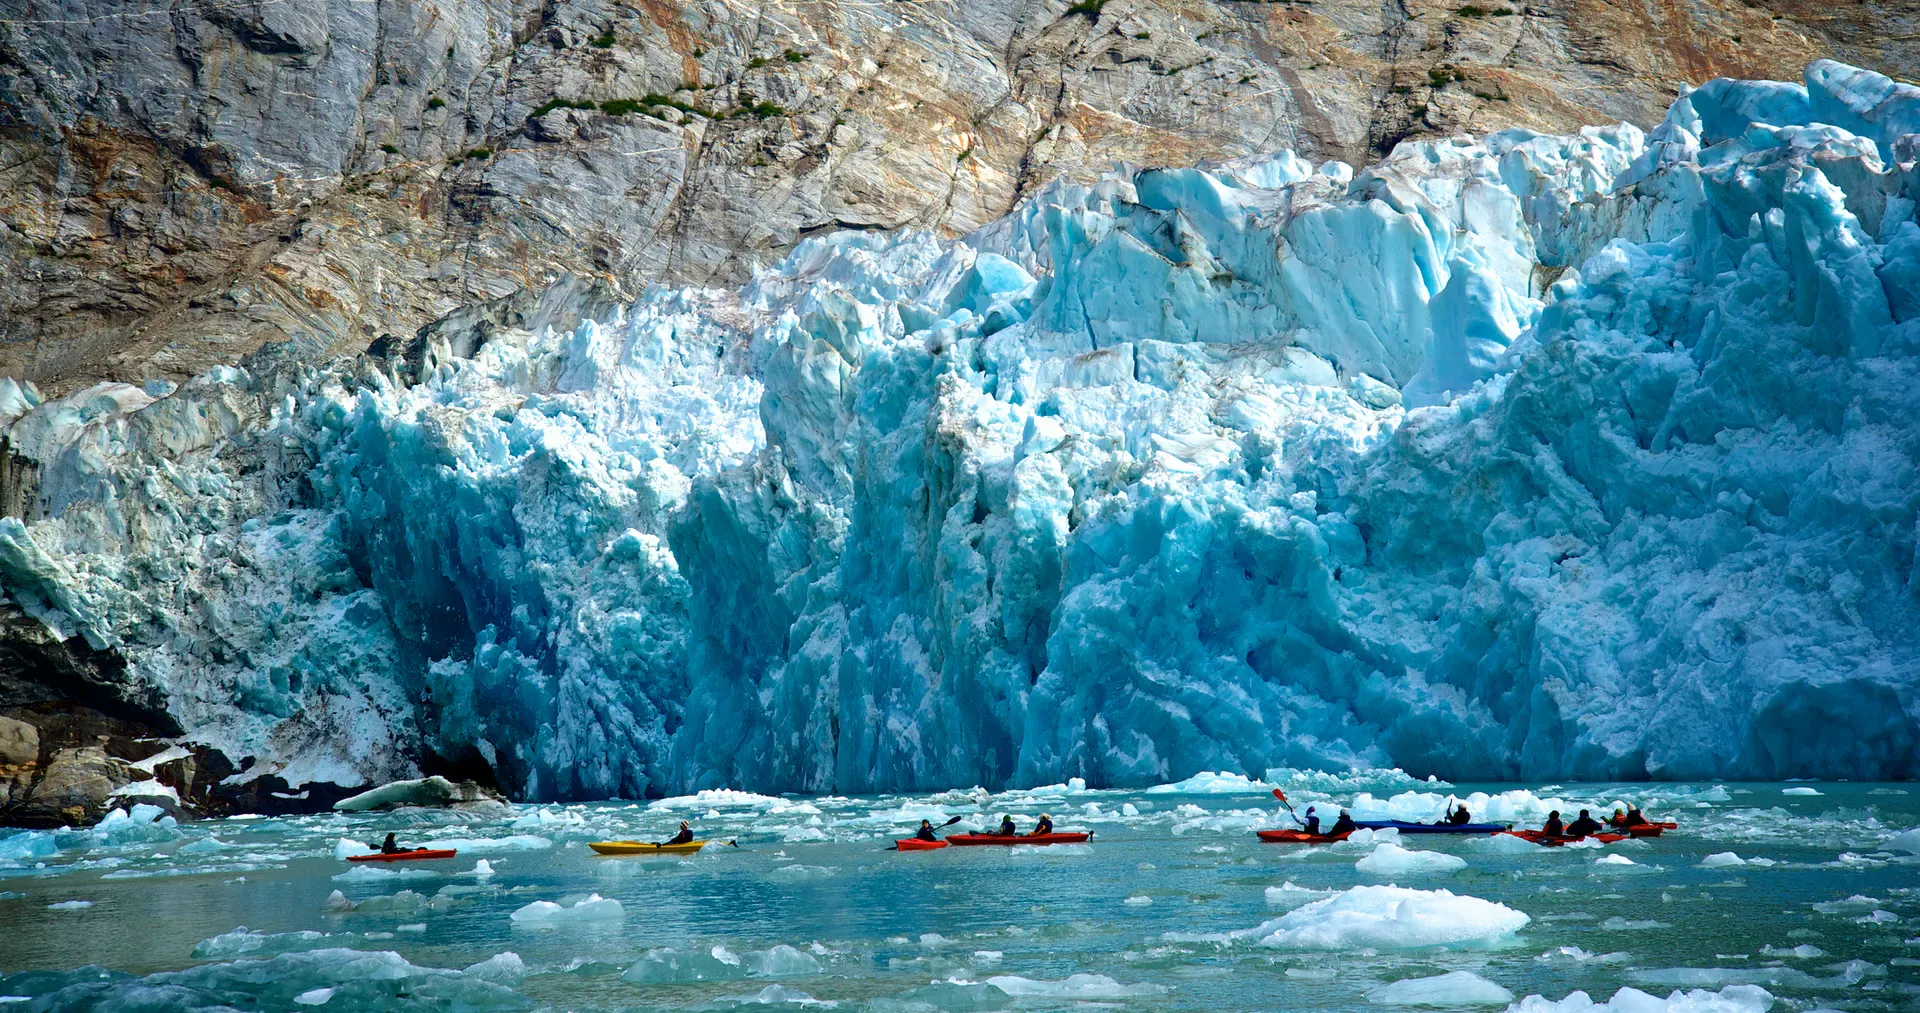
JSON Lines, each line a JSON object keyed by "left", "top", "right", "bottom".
{"left": 1352, "top": 820, "right": 1508, "bottom": 834}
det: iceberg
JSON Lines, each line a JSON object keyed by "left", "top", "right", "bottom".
{"left": 1354, "top": 842, "right": 1468, "bottom": 876}
{"left": 1, "top": 60, "right": 1917, "bottom": 797}
{"left": 1173, "top": 884, "right": 1529, "bottom": 950}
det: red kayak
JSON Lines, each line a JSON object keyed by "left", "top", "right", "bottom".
{"left": 1626, "top": 825, "right": 1665, "bottom": 838}
{"left": 1504, "top": 830, "right": 1627, "bottom": 847}
{"left": 1257, "top": 829, "right": 1352, "bottom": 844}
{"left": 946, "top": 832, "right": 1091, "bottom": 846}
{"left": 895, "top": 838, "right": 949, "bottom": 851}
{"left": 347, "top": 848, "right": 458, "bottom": 863}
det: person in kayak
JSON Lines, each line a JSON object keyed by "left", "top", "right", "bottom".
{"left": 380, "top": 832, "right": 405, "bottom": 855}
{"left": 995, "top": 814, "right": 1018, "bottom": 836}
{"left": 1541, "top": 810, "right": 1565, "bottom": 836}
{"left": 1566, "top": 809, "right": 1604, "bottom": 837}
{"left": 1446, "top": 803, "right": 1473, "bottom": 825}
{"left": 1610, "top": 808, "right": 1628, "bottom": 828}
{"left": 1330, "top": 809, "right": 1358, "bottom": 835}
{"left": 1032, "top": 813, "right": 1054, "bottom": 836}
{"left": 1299, "top": 806, "right": 1321, "bottom": 835}
{"left": 1622, "top": 806, "right": 1649, "bottom": 827}
{"left": 914, "top": 819, "right": 940, "bottom": 842}
{"left": 663, "top": 820, "right": 695, "bottom": 845}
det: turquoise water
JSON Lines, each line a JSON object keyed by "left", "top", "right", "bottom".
{"left": 0, "top": 778, "right": 1914, "bottom": 1011}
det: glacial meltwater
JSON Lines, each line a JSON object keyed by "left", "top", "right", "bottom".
{"left": 1, "top": 777, "right": 1915, "bottom": 1012}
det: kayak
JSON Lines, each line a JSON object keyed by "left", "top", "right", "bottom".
{"left": 1352, "top": 820, "right": 1508, "bottom": 835}
{"left": 347, "top": 849, "right": 457, "bottom": 863}
{"left": 946, "top": 832, "right": 1092, "bottom": 846}
{"left": 1257, "top": 829, "right": 1352, "bottom": 844}
{"left": 588, "top": 840, "right": 708, "bottom": 855}
{"left": 1503, "top": 830, "right": 1629, "bottom": 847}
{"left": 1625, "top": 825, "right": 1665, "bottom": 838}
{"left": 895, "top": 838, "right": 949, "bottom": 851}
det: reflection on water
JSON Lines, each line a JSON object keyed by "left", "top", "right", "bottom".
{"left": 0, "top": 779, "right": 1914, "bottom": 1011}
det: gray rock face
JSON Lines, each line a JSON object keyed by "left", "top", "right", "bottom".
{"left": 2, "top": 0, "right": 1913, "bottom": 393}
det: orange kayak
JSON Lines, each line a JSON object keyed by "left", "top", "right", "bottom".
{"left": 347, "top": 849, "right": 457, "bottom": 862}
{"left": 1504, "top": 830, "right": 1627, "bottom": 847}
{"left": 895, "top": 838, "right": 948, "bottom": 851}
{"left": 1257, "top": 829, "right": 1353, "bottom": 844}
{"left": 947, "top": 832, "right": 1091, "bottom": 846}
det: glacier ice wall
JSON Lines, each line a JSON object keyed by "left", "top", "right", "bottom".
{"left": 2, "top": 60, "right": 1918, "bottom": 795}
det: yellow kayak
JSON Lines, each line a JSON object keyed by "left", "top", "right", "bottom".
{"left": 588, "top": 839, "right": 708, "bottom": 855}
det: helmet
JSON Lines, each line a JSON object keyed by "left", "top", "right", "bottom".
{"left": 1040, "top": 813, "right": 1051, "bottom": 819}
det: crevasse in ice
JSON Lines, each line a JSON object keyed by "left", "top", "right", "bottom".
{"left": 1, "top": 60, "right": 1917, "bottom": 797}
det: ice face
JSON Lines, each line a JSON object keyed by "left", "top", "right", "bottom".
{"left": 2, "top": 61, "right": 1918, "bottom": 797}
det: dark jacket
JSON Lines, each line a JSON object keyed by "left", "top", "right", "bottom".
{"left": 666, "top": 826, "right": 694, "bottom": 845}
{"left": 1331, "top": 814, "right": 1358, "bottom": 834}
{"left": 1567, "top": 815, "right": 1603, "bottom": 837}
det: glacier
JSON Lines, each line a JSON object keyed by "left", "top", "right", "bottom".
{"left": 2, "top": 60, "right": 1918, "bottom": 799}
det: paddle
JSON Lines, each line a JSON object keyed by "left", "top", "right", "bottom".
{"left": 886, "top": 815, "right": 964, "bottom": 850}
{"left": 1272, "top": 788, "right": 1304, "bottom": 826}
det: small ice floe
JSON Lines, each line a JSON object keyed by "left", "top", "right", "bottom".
{"left": 1781, "top": 787, "right": 1822, "bottom": 796}
{"left": 982, "top": 974, "right": 1168, "bottom": 998}
{"left": 1600, "top": 917, "right": 1672, "bottom": 931}
{"left": 1169, "top": 885, "right": 1528, "bottom": 950}
{"left": 509, "top": 893, "right": 624, "bottom": 927}
{"left": 1366, "top": 971, "right": 1514, "bottom": 1006}
{"left": 1355, "top": 842, "right": 1465, "bottom": 876}
{"left": 1124, "top": 895, "right": 1153, "bottom": 906}
{"left": 45, "top": 900, "right": 92, "bottom": 911}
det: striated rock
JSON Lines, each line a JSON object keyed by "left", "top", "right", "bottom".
{"left": 0, "top": 0, "right": 1912, "bottom": 394}
{"left": 16, "top": 746, "right": 140, "bottom": 826}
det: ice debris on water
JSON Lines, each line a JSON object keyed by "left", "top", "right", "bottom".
{"left": 1171, "top": 885, "right": 1528, "bottom": 949}
{"left": 1366, "top": 971, "right": 1514, "bottom": 1006}
{"left": 621, "top": 944, "right": 820, "bottom": 985}
{"left": 1781, "top": 787, "right": 1823, "bottom": 796}
{"left": 44, "top": 900, "right": 91, "bottom": 910}
{"left": 1509, "top": 985, "right": 1775, "bottom": 1013}
{"left": 1355, "top": 842, "right": 1467, "bottom": 876}
{"left": 508, "top": 893, "right": 624, "bottom": 926}
{"left": 981, "top": 974, "right": 1168, "bottom": 998}
{"left": 3, "top": 61, "right": 1920, "bottom": 795}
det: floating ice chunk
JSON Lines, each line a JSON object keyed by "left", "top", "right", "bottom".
{"left": 751, "top": 945, "right": 822, "bottom": 977}
{"left": 714, "top": 984, "right": 836, "bottom": 1006}
{"left": 1629, "top": 962, "right": 1880, "bottom": 989}
{"left": 178, "top": 836, "right": 231, "bottom": 854}
{"left": 622, "top": 945, "right": 749, "bottom": 984}
{"left": 1781, "top": 787, "right": 1822, "bottom": 796}
{"left": 1759, "top": 944, "right": 1826, "bottom": 959}
{"left": 1366, "top": 971, "right": 1514, "bottom": 1005}
{"left": 1356, "top": 842, "right": 1466, "bottom": 876}
{"left": 984, "top": 974, "right": 1168, "bottom": 998}
{"left": 1183, "top": 885, "right": 1528, "bottom": 950}
{"left": 1885, "top": 828, "right": 1920, "bottom": 855}
{"left": 293, "top": 986, "right": 334, "bottom": 1005}
{"left": 1538, "top": 947, "right": 1630, "bottom": 965}
{"left": 45, "top": 900, "right": 91, "bottom": 910}
{"left": 467, "top": 860, "right": 495, "bottom": 878}
{"left": 410, "top": 835, "right": 551, "bottom": 853}
{"left": 1595, "top": 855, "right": 1637, "bottom": 866}
{"left": 1810, "top": 895, "right": 1882, "bottom": 914}
{"left": 1600, "top": 917, "right": 1672, "bottom": 931}
{"left": 770, "top": 865, "right": 837, "bottom": 879}
{"left": 397, "top": 923, "right": 426, "bottom": 933}
{"left": 1467, "top": 833, "right": 1546, "bottom": 855}
{"left": 870, "top": 981, "right": 1011, "bottom": 1012}
{"left": 0, "top": 832, "right": 56, "bottom": 862}
{"left": 1125, "top": 895, "right": 1153, "bottom": 906}
{"left": 1267, "top": 882, "right": 1335, "bottom": 908}
{"left": 1145, "top": 771, "right": 1269, "bottom": 794}
{"left": 332, "top": 864, "right": 433, "bottom": 884}
{"left": 1699, "top": 853, "right": 1746, "bottom": 868}
{"left": 1508, "top": 985, "right": 1775, "bottom": 1013}
{"left": 462, "top": 952, "right": 526, "bottom": 985}
{"left": 332, "top": 839, "right": 376, "bottom": 860}
{"left": 509, "top": 893, "right": 624, "bottom": 926}
{"left": 321, "top": 890, "right": 355, "bottom": 913}
{"left": 192, "top": 927, "right": 346, "bottom": 958}
{"left": 648, "top": 790, "right": 785, "bottom": 810}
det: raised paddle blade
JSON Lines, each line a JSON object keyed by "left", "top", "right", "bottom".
{"left": 1273, "top": 789, "right": 1287, "bottom": 800}
{"left": 942, "top": 815, "right": 964, "bottom": 826}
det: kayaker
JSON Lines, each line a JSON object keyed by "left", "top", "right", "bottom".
{"left": 1566, "top": 809, "right": 1603, "bottom": 837}
{"left": 1447, "top": 804, "right": 1472, "bottom": 825}
{"left": 995, "top": 814, "right": 1018, "bottom": 836}
{"left": 664, "top": 820, "right": 695, "bottom": 846}
{"left": 1330, "top": 809, "right": 1358, "bottom": 835}
{"left": 1609, "top": 808, "right": 1628, "bottom": 828}
{"left": 1032, "top": 813, "right": 1054, "bottom": 836}
{"left": 1299, "top": 806, "right": 1321, "bottom": 835}
{"left": 1541, "top": 810, "right": 1565, "bottom": 836}
{"left": 380, "top": 832, "right": 403, "bottom": 855}
{"left": 1623, "top": 806, "right": 1649, "bottom": 827}
{"left": 914, "top": 819, "right": 940, "bottom": 842}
